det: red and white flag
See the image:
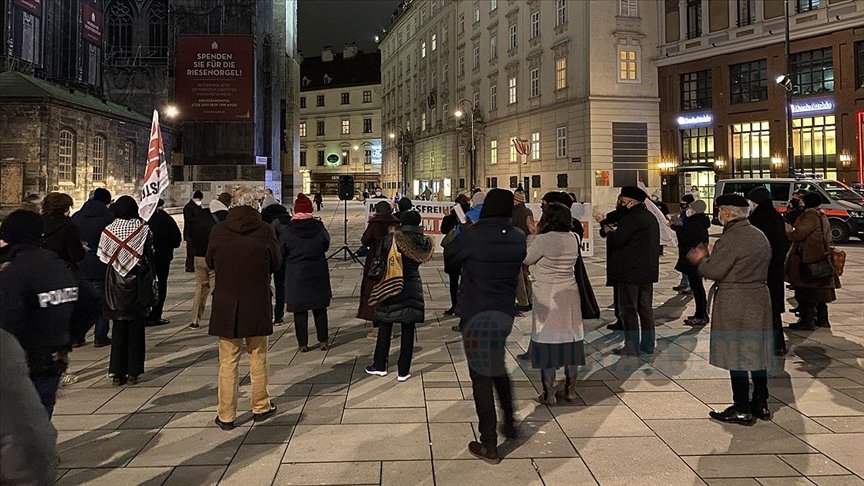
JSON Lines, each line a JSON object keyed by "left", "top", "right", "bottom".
{"left": 138, "top": 110, "right": 170, "bottom": 221}
{"left": 513, "top": 138, "right": 529, "bottom": 164}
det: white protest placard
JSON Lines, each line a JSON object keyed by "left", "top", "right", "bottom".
{"left": 365, "top": 200, "right": 452, "bottom": 243}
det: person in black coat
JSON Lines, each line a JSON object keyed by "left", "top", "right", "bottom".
{"left": 673, "top": 200, "right": 711, "bottom": 326}
{"left": 41, "top": 192, "right": 85, "bottom": 271}
{"left": 0, "top": 210, "right": 77, "bottom": 416}
{"left": 748, "top": 187, "right": 788, "bottom": 356}
{"left": 263, "top": 202, "right": 290, "bottom": 325}
{"left": 278, "top": 194, "right": 332, "bottom": 352}
{"left": 71, "top": 187, "right": 115, "bottom": 347}
{"left": 183, "top": 191, "right": 204, "bottom": 272}
{"left": 448, "top": 189, "right": 526, "bottom": 464}
{"left": 604, "top": 186, "right": 660, "bottom": 356}
{"left": 146, "top": 199, "right": 182, "bottom": 326}
{"left": 188, "top": 199, "right": 228, "bottom": 329}
{"left": 596, "top": 202, "right": 627, "bottom": 330}
{"left": 366, "top": 210, "right": 433, "bottom": 380}
{"left": 441, "top": 194, "right": 471, "bottom": 315}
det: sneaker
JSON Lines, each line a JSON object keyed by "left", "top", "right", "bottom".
{"left": 684, "top": 317, "right": 709, "bottom": 326}
{"left": 253, "top": 403, "right": 277, "bottom": 423}
{"left": 319, "top": 341, "right": 329, "bottom": 351}
{"left": 214, "top": 416, "right": 235, "bottom": 430}
{"left": 468, "top": 441, "right": 500, "bottom": 465}
{"left": 60, "top": 373, "right": 79, "bottom": 386}
{"left": 500, "top": 423, "right": 519, "bottom": 440}
{"left": 188, "top": 322, "right": 200, "bottom": 329}
{"left": 365, "top": 365, "right": 387, "bottom": 377}
{"left": 672, "top": 285, "right": 689, "bottom": 292}
{"left": 273, "top": 319, "right": 284, "bottom": 326}
{"left": 606, "top": 321, "right": 624, "bottom": 331}
{"left": 678, "top": 288, "right": 693, "bottom": 295}
{"left": 72, "top": 339, "right": 86, "bottom": 348}
{"left": 397, "top": 373, "right": 411, "bottom": 382}
{"left": 94, "top": 338, "right": 111, "bottom": 348}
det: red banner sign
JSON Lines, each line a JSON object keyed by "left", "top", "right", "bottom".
{"left": 82, "top": 1, "right": 102, "bottom": 45}
{"left": 14, "top": 0, "right": 42, "bottom": 17}
{"left": 175, "top": 35, "right": 254, "bottom": 121}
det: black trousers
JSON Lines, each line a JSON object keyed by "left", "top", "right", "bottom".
{"left": 619, "top": 283, "right": 656, "bottom": 353}
{"left": 448, "top": 271, "right": 460, "bottom": 309}
{"left": 464, "top": 322, "right": 515, "bottom": 447}
{"left": 273, "top": 266, "right": 286, "bottom": 322}
{"left": 768, "top": 278, "right": 786, "bottom": 351}
{"left": 109, "top": 319, "right": 146, "bottom": 378}
{"left": 184, "top": 240, "right": 195, "bottom": 272}
{"left": 294, "top": 308, "right": 328, "bottom": 347}
{"left": 683, "top": 268, "right": 707, "bottom": 319}
{"left": 148, "top": 259, "right": 171, "bottom": 321}
{"left": 730, "top": 369, "right": 769, "bottom": 412}
{"left": 470, "top": 360, "right": 515, "bottom": 447}
{"left": 612, "top": 282, "right": 621, "bottom": 320}
{"left": 372, "top": 321, "right": 416, "bottom": 376}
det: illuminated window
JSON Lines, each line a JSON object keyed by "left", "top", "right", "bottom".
{"left": 490, "top": 139, "right": 498, "bottom": 165}
{"left": 618, "top": 48, "right": 638, "bottom": 82}
{"left": 342, "top": 120, "right": 350, "bottom": 134}
{"left": 421, "top": 41, "right": 426, "bottom": 58}
{"left": 508, "top": 76, "right": 517, "bottom": 104}
{"left": 510, "top": 136, "right": 518, "bottom": 162}
{"left": 530, "top": 69, "right": 540, "bottom": 98}
{"left": 432, "top": 34, "right": 437, "bottom": 51}
{"left": 681, "top": 127, "right": 715, "bottom": 167}
{"left": 731, "top": 121, "right": 771, "bottom": 178}
{"left": 793, "top": 115, "right": 836, "bottom": 178}
{"left": 299, "top": 122, "right": 307, "bottom": 137}
{"left": 58, "top": 129, "right": 75, "bottom": 182}
{"left": 555, "top": 58, "right": 567, "bottom": 90}
{"left": 530, "top": 132, "right": 540, "bottom": 160}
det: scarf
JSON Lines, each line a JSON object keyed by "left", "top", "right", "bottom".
{"left": 98, "top": 218, "right": 149, "bottom": 277}
{"left": 292, "top": 212, "right": 313, "bottom": 221}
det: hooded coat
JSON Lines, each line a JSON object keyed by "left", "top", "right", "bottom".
{"left": 278, "top": 218, "right": 332, "bottom": 313}
{"left": 373, "top": 227, "right": 434, "bottom": 324}
{"left": 71, "top": 199, "right": 115, "bottom": 280}
{"left": 357, "top": 213, "right": 399, "bottom": 320}
{"left": 785, "top": 208, "right": 841, "bottom": 299}
{"left": 673, "top": 212, "right": 710, "bottom": 273}
{"left": 206, "top": 206, "right": 282, "bottom": 338}
{"left": 42, "top": 214, "right": 85, "bottom": 270}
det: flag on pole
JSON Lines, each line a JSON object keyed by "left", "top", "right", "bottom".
{"left": 513, "top": 138, "right": 529, "bottom": 156}
{"left": 138, "top": 110, "right": 170, "bottom": 221}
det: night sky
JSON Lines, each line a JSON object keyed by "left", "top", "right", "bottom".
{"left": 298, "top": 0, "right": 396, "bottom": 57}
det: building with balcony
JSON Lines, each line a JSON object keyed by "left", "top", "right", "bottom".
{"left": 298, "top": 46, "right": 382, "bottom": 196}
{"left": 656, "top": 0, "right": 864, "bottom": 204}
{"left": 379, "top": 0, "right": 661, "bottom": 207}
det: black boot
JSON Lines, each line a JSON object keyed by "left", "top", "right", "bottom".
{"left": 558, "top": 366, "right": 579, "bottom": 403}
{"left": 751, "top": 401, "right": 772, "bottom": 421}
{"left": 468, "top": 441, "right": 500, "bottom": 464}
{"left": 789, "top": 304, "right": 816, "bottom": 331}
{"left": 535, "top": 370, "right": 557, "bottom": 406}
{"left": 815, "top": 303, "right": 830, "bottom": 328}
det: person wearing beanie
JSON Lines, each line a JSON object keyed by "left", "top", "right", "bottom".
{"left": 396, "top": 196, "right": 413, "bottom": 217}
{"left": 785, "top": 192, "right": 840, "bottom": 332}
{"left": 186, "top": 198, "right": 226, "bottom": 330}
{"left": 603, "top": 186, "right": 660, "bottom": 356}
{"left": 72, "top": 186, "right": 116, "bottom": 347}
{"left": 672, "top": 199, "right": 711, "bottom": 327}
{"left": 183, "top": 190, "right": 205, "bottom": 272}
{"left": 358, "top": 200, "right": 399, "bottom": 336}
{"left": 687, "top": 192, "right": 774, "bottom": 426}
{"left": 278, "top": 193, "right": 332, "bottom": 353}
{"left": 146, "top": 198, "right": 182, "bottom": 327}
{"left": 366, "top": 209, "right": 433, "bottom": 381}
{"left": 217, "top": 192, "right": 233, "bottom": 208}
{"left": 747, "top": 187, "right": 788, "bottom": 355}
{"left": 1, "top": 209, "right": 78, "bottom": 417}
{"left": 512, "top": 190, "right": 535, "bottom": 312}
{"left": 441, "top": 194, "right": 471, "bottom": 315}
{"left": 447, "top": 188, "right": 525, "bottom": 463}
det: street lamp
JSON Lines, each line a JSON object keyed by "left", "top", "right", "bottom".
{"left": 164, "top": 104, "right": 179, "bottom": 119}
{"left": 454, "top": 99, "right": 476, "bottom": 190}
{"left": 391, "top": 129, "right": 412, "bottom": 197}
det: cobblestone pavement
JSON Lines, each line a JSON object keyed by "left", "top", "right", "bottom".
{"left": 55, "top": 201, "right": 864, "bottom": 485}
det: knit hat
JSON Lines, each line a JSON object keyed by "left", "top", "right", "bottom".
{"left": 0, "top": 209, "right": 44, "bottom": 245}
{"left": 374, "top": 201, "right": 393, "bottom": 215}
{"left": 619, "top": 186, "right": 648, "bottom": 202}
{"left": 400, "top": 210, "right": 421, "bottom": 226}
{"left": 480, "top": 189, "right": 514, "bottom": 219}
{"left": 294, "top": 193, "right": 314, "bottom": 214}
{"left": 802, "top": 192, "right": 823, "bottom": 209}
{"left": 681, "top": 194, "right": 695, "bottom": 205}
{"left": 715, "top": 193, "right": 749, "bottom": 207}
{"left": 192, "top": 190, "right": 204, "bottom": 200}
{"left": 472, "top": 191, "right": 486, "bottom": 206}
{"left": 397, "top": 197, "right": 413, "bottom": 214}
{"left": 93, "top": 187, "right": 112, "bottom": 204}
{"left": 543, "top": 191, "right": 574, "bottom": 208}
{"left": 747, "top": 187, "right": 772, "bottom": 205}
{"left": 690, "top": 200, "right": 707, "bottom": 214}
{"left": 513, "top": 190, "right": 525, "bottom": 204}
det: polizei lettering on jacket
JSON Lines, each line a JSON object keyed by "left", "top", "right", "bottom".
{"left": 37, "top": 287, "right": 79, "bottom": 308}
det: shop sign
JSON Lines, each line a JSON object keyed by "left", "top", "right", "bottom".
{"left": 676, "top": 112, "right": 713, "bottom": 128}
{"left": 790, "top": 99, "right": 834, "bottom": 116}
{"left": 326, "top": 153, "right": 341, "bottom": 166}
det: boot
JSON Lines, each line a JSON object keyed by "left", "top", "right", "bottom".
{"left": 535, "top": 370, "right": 558, "bottom": 406}
{"left": 557, "top": 366, "right": 579, "bottom": 403}
{"left": 815, "top": 304, "right": 831, "bottom": 328}
{"left": 789, "top": 304, "right": 816, "bottom": 331}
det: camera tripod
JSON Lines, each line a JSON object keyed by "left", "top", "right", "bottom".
{"left": 327, "top": 198, "right": 361, "bottom": 264}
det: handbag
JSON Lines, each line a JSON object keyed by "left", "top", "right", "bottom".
{"left": 366, "top": 234, "right": 392, "bottom": 281}
{"left": 440, "top": 227, "right": 457, "bottom": 248}
{"left": 574, "top": 248, "right": 600, "bottom": 320}
{"left": 831, "top": 248, "right": 846, "bottom": 277}
{"left": 368, "top": 236, "right": 404, "bottom": 307}
{"left": 799, "top": 214, "right": 836, "bottom": 282}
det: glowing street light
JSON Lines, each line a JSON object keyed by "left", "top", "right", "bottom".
{"left": 388, "top": 132, "right": 396, "bottom": 139}
{"left": 164, "top": 104, "right": 179, "bottom": 119}
{"left": 454, "top": 109, "right": 464, "bottom": 118}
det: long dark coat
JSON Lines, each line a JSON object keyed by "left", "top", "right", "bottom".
{"left": 749, "top": 201, "right": 789, "bottom": 311}
{"left": 606, "top": 204, "right": 660, "bottom": 284}
{"left": 599, "top": 206, "right": 626, "bottom": 287}
{"left": 42, "top": 214, "right": 86, "bottom": 270}
{"left": 71, "top": 200, "right": 115, "bottom": 281}
{"left": 697, "top": 219, "right": 773, "bottom": 371}
{"left": 373, "top": 228, "right": 434, "bottom": 324}
{"left": 673, "top": 213, "right": 710, "bottom": 273}
{"left": 357, "top": 214, "right": 399, "bottom": 320}
{"left": 206, "top": 206, "right": 282, "bottom": 338}
{"left": 147, "top": 209, "right": 182, "bottom": 263}
{"left": 278, "top": 218, "right": 332, "bottom": 313}
{"left": 785, "top": 208, "right": 841, "bottom": 302}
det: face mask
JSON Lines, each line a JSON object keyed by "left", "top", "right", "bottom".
{"left": 194, "top": 200, "right": 202, "bottom": 206}
{"left": 376, "top": 191, "right": 382, "bottom": 196}
{"left": 686, "top": 209, "right": 695, "bottom": 218}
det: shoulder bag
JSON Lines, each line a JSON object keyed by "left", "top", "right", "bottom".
{"left": 573, "top": 234, "right": 601, "bottom": 319}
{"left": 368, "top": 236, "right": 404, "bottom": 307}
{"left": 799, "top": 215, "right": 836, "bottom": 282}
{"left": 366, "top": 233, "right": 391, "bottom": 281}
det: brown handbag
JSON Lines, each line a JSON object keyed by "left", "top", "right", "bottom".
{"left": 832, "top": 248, "right": 846, "bottom": 277}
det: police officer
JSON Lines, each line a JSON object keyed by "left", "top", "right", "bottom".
{"left": 0, "top": 210, "right": 78, "bottom": 417}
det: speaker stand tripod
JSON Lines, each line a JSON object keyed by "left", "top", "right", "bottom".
{"left": 327, "top": 198, "right": 361, "bottom": 264}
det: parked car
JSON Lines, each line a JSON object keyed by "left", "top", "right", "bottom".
{"left": 714, "top": 177, "right": 864, "bottom": 244}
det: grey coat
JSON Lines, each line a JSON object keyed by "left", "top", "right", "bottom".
{"left": 698, "top": 219, "right": 773, "bottom": 371}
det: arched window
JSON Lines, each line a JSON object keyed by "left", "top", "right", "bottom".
{"left": 91, "top": 135, "right": 106, "bottom": 182}
{"left": 148, "top": 1, "right": 168, "bottom": 58}
{"left": 59, "top": 129, "right": 75, "bottom": 182}
{"left": 124, "top": 140, "right": 136, "bottom": 182}
{"left": 106, "top": 1, "right": 134, "bottom": 56}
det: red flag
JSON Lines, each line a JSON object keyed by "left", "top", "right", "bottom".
{"left": 139, "top": 110, "right": 170, "bottom": 220}
{"left": 513, "top": 138, "right": 529, "bottom": 156}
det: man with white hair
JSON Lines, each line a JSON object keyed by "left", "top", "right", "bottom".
{"left": 688, "top": 193, "right": 773, "bottom": 425}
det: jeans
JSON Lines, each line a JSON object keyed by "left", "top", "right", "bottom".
{"left": 32, "top": 373, "right": 62, "bottom": 418}
{"left": 372, "top": 322, "right": 416, "bottom": 376}
{"left": 148, "top": 258, "right": 171, "bottom": 321}
{"left": 516, "top": 266, "right": 532, "bottom": 307}
{"left": 191, "top": 256, "right": 215, "bottom": 325}
{"left": 294, "top": 308, "right": 329, "bottom": 347}
{"left": 619, "top": 282, "right": 656, "bottom": 353}
{"left": 109, "top": 319, "right": 146, "bottom": 378}
{"left": 730, "top": 369, "right": 769, "bottom": 413}
{"left": 273, "top": 266, "right": 286, "bottom": 323}
{"left": 684, "top": 269, "right": 707, "bottom": 319}
{"left": 84, "top": 278, "right": 110, "bottom": 342}
{"left": 218, "top": 336, "right": 270, "bottom": 422}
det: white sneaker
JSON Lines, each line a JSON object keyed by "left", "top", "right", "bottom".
{"left": 397, "top": 373, "right": 411, "bottom": 382}
{"left": 60, "top": 373, "right": 79, "bottom": 386}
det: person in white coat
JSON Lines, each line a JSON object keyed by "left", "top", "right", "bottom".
{"left": 524, "top": 202, "right": 585, "bottom": 405}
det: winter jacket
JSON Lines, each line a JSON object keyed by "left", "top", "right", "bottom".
{"left": 0, "top": 329, "right": 58, "bottom": 486}
{"left": 599, "top": 206, "right": 627, "bottom": 286}
{"left": 278, "top": 218, "right": 332, "bottom": 313}
{"left": 512, "top": 203, "right": 533, "bottom": 234}
{"left": 42, "top": 214, "right": 86, "bottom": 271}
{"left": 0, "top": 244, "right": 75, "bottom": 376}
{"left": 524, "top": 231, "right": 583, "bottom": 344}
{"left": 673, "top": 213, "right": 710, "bottom": 273}
{"left": 147, "top": 209, "right": 182, "bottom": 262}
{"left": 72, "top": 199, "right": 115, "bottom": 281}
{"left": 374, "top": 227, "right": 434, "bottom": 324}
{"left": 606, "top": 204, "right": 660, "bottom": 284}
{"left": 207, "top": 206, "right": 282, "bottom": 338}
{"left": 357, "top": 214, "right": 399, "bottom": 320}
{"left": 261, "top": 203, "right": 288, "bottom": 224}
{"left": 785, "top": 208, "right": 841, "bottom": 291}
{"left": 190, "top": 204, "right": 228, "bottom": 257}
{"left": 103, "top": 229, "right": 156, "bottom": 321}
{"left": 749, "top": 201, "right": 789, "bottom": 311}
{"left": 182, "top": 199, "right": 202, "bottom": 241}
{"left": 448, "top": 216, "right": 526, "bottom": 320}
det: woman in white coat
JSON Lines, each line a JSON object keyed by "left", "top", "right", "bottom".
{"left": 524, "top": 202, "right": 585, "bottom": 405}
